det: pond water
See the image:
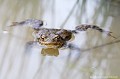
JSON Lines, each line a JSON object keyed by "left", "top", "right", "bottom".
{"left": 0, "top": 0, "right": 120, "bottom": 79}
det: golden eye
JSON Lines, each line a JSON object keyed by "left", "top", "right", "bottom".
{"left": 41, "top": 35, "right": 46, "bottom": 38}
{"left": 41, "top": 35, "right": 46, "bottom": 41}
{"left": 54, "top": 35, "right": 59, "bottom": 40}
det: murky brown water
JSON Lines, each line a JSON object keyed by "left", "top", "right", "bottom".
{"left": 0, "top": 0, "right": 120, "bottom": 79}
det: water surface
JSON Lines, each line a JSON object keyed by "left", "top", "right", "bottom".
{"left": 0, "top": 0, "right": 120, "bottom": 79}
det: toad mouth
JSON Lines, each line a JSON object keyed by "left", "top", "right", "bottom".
{"left": 40, "top": 42, "right": 63, "bottom": 45}
{"left": 40, "top": 41, "right": 64, "bottom": 48}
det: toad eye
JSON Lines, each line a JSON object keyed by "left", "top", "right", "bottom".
{"left": 41, "top": 35, "right": 46, "bottom": 41}
{"left": 41, "top": 35, "right": 45, "bottom": 38}
{"left": 54, "top": 35, "right": 60, "bottom": 40}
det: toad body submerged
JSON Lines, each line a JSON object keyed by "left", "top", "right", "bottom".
{"left": 9, "top": 19, "right": 116, "bottom": 56}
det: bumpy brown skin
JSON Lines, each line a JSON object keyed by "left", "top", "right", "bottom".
{"left": 34, "top": 28, "right": 72, "bottom": 48}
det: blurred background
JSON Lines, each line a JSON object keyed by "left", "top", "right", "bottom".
{"left": 0, "top": 0, "right": 120, "bottom": 79}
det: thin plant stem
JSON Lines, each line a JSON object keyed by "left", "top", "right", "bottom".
{"left": 60, "top": 0, "right": 79, "bottom": 29}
